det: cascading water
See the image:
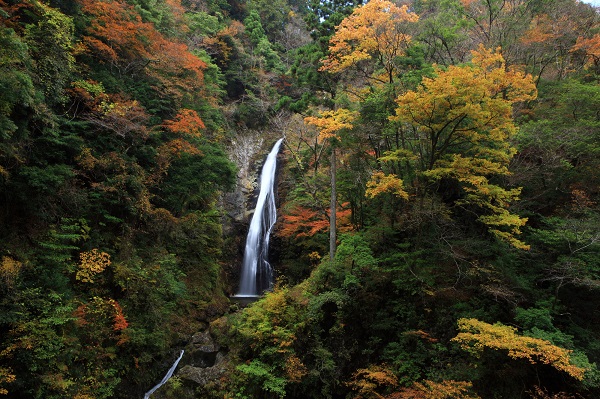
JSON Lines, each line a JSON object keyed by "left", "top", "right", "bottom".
{"left": 143, "top": 350, "right": 184, "bottom": 399}
{"left": 236, "top": 138, "right": 284, "bottom": 297}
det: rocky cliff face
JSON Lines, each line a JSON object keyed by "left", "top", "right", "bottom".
{"left": 150, "top": 323, "right": 230, "bottom": 399}
{"left": 222, "top": 131, "right": 266, "bottom": 229}
{"left": 220, "top": 131, "right": 285, "bottom": 295}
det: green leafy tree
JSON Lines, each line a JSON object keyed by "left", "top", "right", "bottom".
{"left": 0, "top": 26, "right": 35, "bottom": 143}
{"left": 24, "top": 2, "right": 75, "bottom": 106}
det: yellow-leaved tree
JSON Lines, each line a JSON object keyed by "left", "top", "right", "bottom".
{"left": 386, "top": 45, "right": 537, "bottom": 249}
{"left": 305, "top": 108, "right": 359, "bottom": 259}
{"left": 76, "top": 249, "right": 111, "bottom": 283}
{"left": 321, "top": 0, "right": 419, "bottom": 84}
{"left": 453, "top": 318, "right": 586, "bottom": 381}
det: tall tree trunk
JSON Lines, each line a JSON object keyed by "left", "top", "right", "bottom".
{"left": 329, "top": 144, "right": 337, "bottom": 261}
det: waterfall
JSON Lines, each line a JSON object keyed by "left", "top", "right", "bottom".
{"left": 143, "top": 350, "right": 184, "bottom": 399}
{"left": 236, "top": 138, "right": 284, "bottom": 297}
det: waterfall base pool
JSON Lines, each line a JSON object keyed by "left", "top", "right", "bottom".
{"left": 230, "top": 294, "right": 260, "bottom": 307}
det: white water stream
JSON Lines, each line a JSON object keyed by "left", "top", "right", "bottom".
{"left": 142, "top": 139, "right": 283, "bottom": 396}
{"left": 143, "top": 350, "right": 184, "bottom": 399}
{"left": 236, "top": 138, "right": 284, "bottom": 297}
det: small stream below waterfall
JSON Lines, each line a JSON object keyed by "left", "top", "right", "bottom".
{"left": 142, "top": 138, "right": 283, "bottom": 398}
{"left": 235, "top": 137, "right": 284, "bottom": 298}
{"left": 143, "top": 350, "right": 184, "bottom": 399}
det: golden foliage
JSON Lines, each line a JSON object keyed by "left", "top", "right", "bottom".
{"left": 347, "top": 364, "right": 398, "bottom": 399}
{"left": 452, "top": 318, "right": 586, "bottom": 380}
{"left": 285, "top": 354, "right": 307, "bottom": 382}
{"left": 199, "top": 20, "right": 244, "bottom": 66}
{"left": 392, "top": 45, "right": 536, "bottom": 249}
{"left": 76, "top": 147, "right": 97, "bottom": 170}
{"left": 365, "top": 171, "right": 409, "bottom": 200}
{"left": 393, "top": 45, "right": 537, "bottom": 139}
{"left": 429, "top": 155, "right": 530, "bottom": 249}
{"left": 76, "top": 249, "right": 111, "bottom": 283}
{"left": 304, "top": 108, "right": 358, "bottom": 142}
{"left": 388, "top": 380, "right": 479, "bottom": 399}
{"left": 0, "top": 367, "right": 16, "bottom": 396}
{"left": 308, "top": 251, "right": 322, "bottom": 266}
{"left": 0, "top": 256, "right": 22, "bottom": 289}
{"left": 321, "top": 0, "right": 418, "bottom": 80}
{"left": 85, "top": 95, "right": 150, "bottom": 141}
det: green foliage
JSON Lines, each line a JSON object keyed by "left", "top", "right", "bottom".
{"left": 0, "top": 0, "right": 239, "bottom": 397}
{"left": 244, "top": 10, "right": 267, "bottom": 47}
{"left": 515, "top": 78, "right": 600, "bottom": 212}
{"left": 0, "top": 27, "right": 35, "bottom": 140}
{"left": 246, "top": 0, "right": 290, "bottom": 42}
{"left": 23, "top": 2, "right": 75, "bottom": 106}
{"left": 412, "top": 0, "right": 473, "bottom": 65}
{"left": 0, "top": 289, "right": 81, "bottom": 399}
{"left": 236, "top": 360, "right": 288, "bottom": 398}
{"left": 1, "top": 0, "right": 600, "bottom": 398}
{"left": 334, "top": 234, "right": 377, "bottom": 271}
{"left": 157, "top": 143, "right": 235, "bottom": 214}
{"left": 228, "top": 286, "right": 311, "bottom": 397}
{"left": 186, "top": 11, "right": 222, "bottom": 36}
{"left": 16, "top": 164, "right": 74, "bottom": 195}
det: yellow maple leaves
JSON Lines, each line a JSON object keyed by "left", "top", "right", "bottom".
{"left": 453, "top": 318, "right": 586, "bottom": 380}
{"left": 365, "top": 171, "right": 409, "bottom": 200}
{"left": 284, "top": 354, "right": 307, "bottom": 383}
{"left": 76, "top": 249, "right": 111, "bottom": 283}
{"left": 391, "top": 45, "right": 536, "bottom": 249}
{"left": 321, "top": 0, "right": 419, "bottom": 82}
{"left": 0, "top": 367, "right": 16, "bottom": 396}
{"left": 0, "top": 256, "right": 22, "bottom": 289}
{"left": 392, "top": 45, "right": 536, "bottom": 160}
{"left": 304, "top": 108, "right": 359, "bottom": 142}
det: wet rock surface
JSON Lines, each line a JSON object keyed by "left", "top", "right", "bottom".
{"left": 222, "top": 131, "right": 265, "bottom": 227}
{"left": 178, "top": 329, "right": 228, "bottom": 386}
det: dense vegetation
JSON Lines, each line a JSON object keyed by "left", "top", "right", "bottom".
{"left": 1, "top": 0, "right": 599, "bottom": 398}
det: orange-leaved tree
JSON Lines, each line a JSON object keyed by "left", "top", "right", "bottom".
{"left": 278, "top": 202, "right": 353, "bottom": 239}
{"left": 320, "top": 0, "right": 419, "bottom": 85}
{"left": 345, "top": 364, "right": 398, "bottom": 399}
{"left": 163, "top": 109, "right": 206, "bottom": 137}
{"left": 518, "top": 2, "right": 598, "bottom": 81}
{"left": 385, "top": 45, "right": 537, "bottom": 249}
{"left": 78, "top": 0, "right": 206, "bottom": 104}
{"left": 152, "top": 109, "right": 206, "bottom": 181}
{"left": 571, "top": 34, "right": 600, "bottom": 70}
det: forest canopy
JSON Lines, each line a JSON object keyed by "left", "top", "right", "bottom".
{"left": 1, "top": 0, "right": 599, "bottom": 398}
